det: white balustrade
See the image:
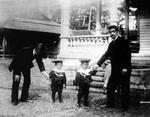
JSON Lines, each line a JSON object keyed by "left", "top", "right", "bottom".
{"left": 60, "top": 35, "right": 110, "bottom": 58}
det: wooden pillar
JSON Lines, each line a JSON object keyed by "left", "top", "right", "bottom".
{"left": 61, "top": 0, "right": 70, "bottom": 36}
{"left": 125, "top": 0, "right": 129, "bottom": 40}
{"left": 59, "top": 0, "right": 70, "bottom": 58}
{"left": 110, "top": 0, "right": 118, "bottom": 25}
{"left": 96, "top": 0, "right": 102, "bottom": 35}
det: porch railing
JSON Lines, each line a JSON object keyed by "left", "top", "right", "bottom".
{"left": 59, "top": 35, "right": 111, "bottom": 58}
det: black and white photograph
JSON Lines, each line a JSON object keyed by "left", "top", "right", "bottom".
{"left": 0, "top": 0, "right": 150, "bottom": 116}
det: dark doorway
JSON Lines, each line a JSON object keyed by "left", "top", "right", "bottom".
{"left": 4, "top": 29, "right": 60, "bottom": 58}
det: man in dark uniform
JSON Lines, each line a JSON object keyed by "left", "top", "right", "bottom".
{"left": 9, "top": 43, "right": 49, "bottom": 106}
{"left": 93, "top": 25, "right": 132, "bottom": 111}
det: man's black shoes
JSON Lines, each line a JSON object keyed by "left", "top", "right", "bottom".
{"left": 12, "top": 101, "right": 18, "bottom": 106}
{"left": 84, "top": 102, "right": 89, "bottom": 107}
{"left": 21, "top": 99, "right": 33, "bottom": 103}
{"left": 59, "top": 100, "right": 63, "bottom": 103}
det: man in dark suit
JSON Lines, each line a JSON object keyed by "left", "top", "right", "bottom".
{"left": 93, "top": 25, "right": 132, "bottom": 111}
{"left": 9, "top": 43, "right": 48, "bottom": 106}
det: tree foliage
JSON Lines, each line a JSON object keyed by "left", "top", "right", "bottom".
{"left": 69, "top": 2, "right": 110, "bottom": 30}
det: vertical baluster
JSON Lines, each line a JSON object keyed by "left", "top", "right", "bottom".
{"left": 68, "top": 38, "right": 72, "bottom": 53}
{"left": 80, "top": 38, "right": 83, "bottom": 48}
{"left": 95, "top": 37, "right": 100, "bottom": 53}
{"left": 93, "top": 37, "right": 97, "bottom": 56}
{"left": 72, "top": 38, "right": 75, "bottom": 47}
{"left": 93, "top": 37, "right": 96, "bottom": 48}
{"left": 73, "top": 38, "right": 76, "bottom": 53}
{"left": 91, "top": 37, "right": 93, "bottom": 48}
{"left": 83, "top": 37, "right": 87, "bottom": 47}
{"left": 79, "top": 37, "right": 83, "bottom": 52}
{"left": 79, "top": 37, "right": 82, "bottom": 47}
{"left": 71, "top": 38, "right": 73, "bottom": 47}
{"left": 85, "top": 37, "right": 88, "bottom": 47}
{"left": 89, "top": 37, "right": 92, "bottom": 47}
{"left": 95, "top": 37, "right": 98, "bottom": 48}
{"left": 68, "top": 38, "right": 71, "bottom": 47}
{"left": 96, "top": 37, "right": 100, "bottom": 48}
{"left": 88, "top": 37, "right": 92, "bottom": 53}
{"left": 98, "top": 37, "right": 102, "bottom": 46}
{"left": 77, "top": 37, "right": 80, "bottom": 52}
{"left": 75, "top": 38, "right": 78, "bottom": 47}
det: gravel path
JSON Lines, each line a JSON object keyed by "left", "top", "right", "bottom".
{"left": 0, "top": 59, "right": 150, "bottom": 117}
{"left": 0, "top": 88, "right": 129, "bottom": 117}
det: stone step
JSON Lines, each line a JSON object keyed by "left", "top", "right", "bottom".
{"left": 140, "top": 46, "right": 150, "bottom": 49}
{"left": 140, "top": 41, "right": 150, "bottom": 44}
{"left": 95, "top": 72, "right": 105, "bottom": 77}
{"left": 130, "top": 84, "right": 150, "bottom": 90}
{"left": 132, "top": 57, "right": 150, "bottom": 63}
{"left": 90, "top": 81, "right": 104, "bottom": 88}
{"left": 140, "top": 45, "right": 150, "bottom": 48}
{"left": 92, "top": 76, "right": 104, "bottom": 82}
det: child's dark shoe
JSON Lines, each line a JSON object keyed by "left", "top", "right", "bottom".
{"left": 59, "top": 100, "right": 63, "bottom": 103}
{"left": 52, "top": 101, "right": 55, "bottom": 103}
{"left": 84, "top": 102, "right": 89, "bottom": 106}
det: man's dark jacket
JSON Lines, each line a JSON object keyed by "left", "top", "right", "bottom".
{"left": 9, "top": 47, "right": 45, "bottom": 75}
{"left": 97, "top": 36, "right": 131, "bottom": 74}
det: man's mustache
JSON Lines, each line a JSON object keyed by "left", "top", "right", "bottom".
{"left": 111, "top": 35, "right": 115, "bottom": 37}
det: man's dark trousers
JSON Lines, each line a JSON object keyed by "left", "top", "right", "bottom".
{"left": 11, "top": 69, "right": 31, "bottom": 103}
{"left": 107, "top": 68, "right": 130, "bottom": 110}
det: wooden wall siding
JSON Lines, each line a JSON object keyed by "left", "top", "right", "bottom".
{"left": 139, "top": 8, "right": 150, "bottom": 52}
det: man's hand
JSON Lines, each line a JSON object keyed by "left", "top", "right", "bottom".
{"left": 14, "top": 75, "right": 20, "bottom": 82}
{"left": 122, "top": 68, "right": 127, "bottom": 74}
{"left": 42, "top": 71, "right": 49, "bottom": 77}
{"left": 64, "top": 84, "right": 67, "bottom": 89}
{"left": 92, "top": 64, "right": 99, "bottom": 70}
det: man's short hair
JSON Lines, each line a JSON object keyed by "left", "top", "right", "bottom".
{"left": 108, "top": 25, "right": 118, "bottom": 31}
{"left": 35, "top": 43, "right": 47, "bottom": 58}
{"left": 35, "top": 43, "right": 45, "bottom": 53}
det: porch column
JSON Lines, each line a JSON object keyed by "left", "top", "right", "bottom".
{"left": 58, "top": 0, "right": 70, "bottom": 58}
{"left": 110, "top": 0, "right": 118, "bottom": 25}
{"left": 61, "top": 0, "right": 70, "bottom": 36}
{"left": 95, "top": 0, "right": 102, "bottom": 35}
